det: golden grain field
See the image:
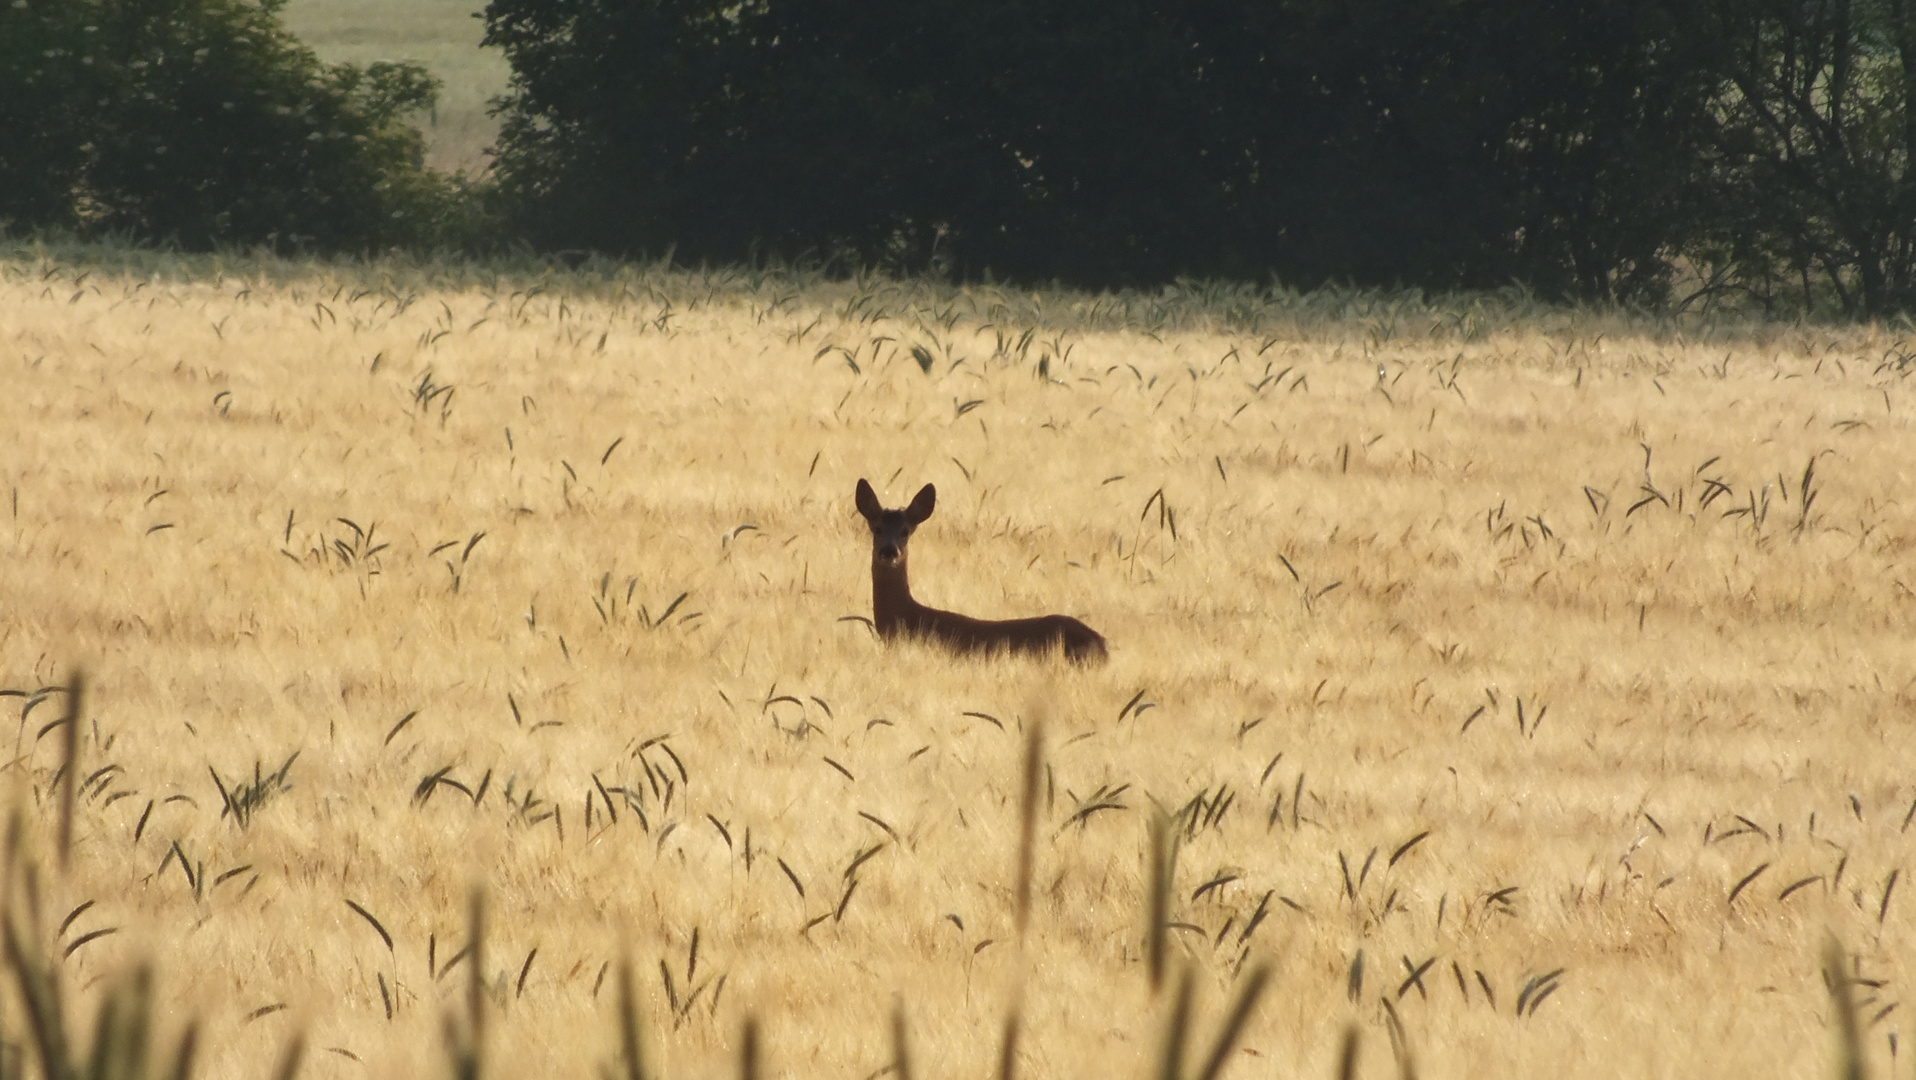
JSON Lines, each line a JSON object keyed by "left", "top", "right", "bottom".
{"left": 2, "top": 242, "right": 1913, "bottom": 1079}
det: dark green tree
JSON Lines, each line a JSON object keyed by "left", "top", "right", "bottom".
{"left": 483, "top": 0, "right": 1723, "bottom": 298}
{"left": 1697, "top": 0, "right": 1916, "bottom": 315}
{"left": 0, "top": 1, "right": 103, "bottom": 228}
{"left": 0, "top": 0, "right": 468, "bottom": 250}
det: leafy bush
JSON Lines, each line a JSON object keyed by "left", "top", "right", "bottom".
{"left": 0, "top": 0, "right": 477, "bottom": 250}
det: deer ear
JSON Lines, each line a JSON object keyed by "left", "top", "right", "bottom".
{"left": 906, "top": 484, "right": 936, "bottom": 524}
{"left": 855, "top": 479, "right": 881, "bottom": 521}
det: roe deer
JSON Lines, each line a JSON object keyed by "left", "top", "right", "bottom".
{"left": 854, "top": 478, "right": 1107, "bottom": 663}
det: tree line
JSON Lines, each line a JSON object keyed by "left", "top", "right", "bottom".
{"left": 7, "top": 0, "right": 1916, "bottom": 316}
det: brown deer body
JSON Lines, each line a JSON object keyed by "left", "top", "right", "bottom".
{"left": 855, "top": 479, "right": 1107, "bottom": 664}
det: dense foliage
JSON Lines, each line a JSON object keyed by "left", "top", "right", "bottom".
{"left": 0, "top": 0, "right": 469, "bottom": 250}
{"left": 1695, "top": 0, "right": 1916, "bottom": 315}
{"left": 482, "top": 0, "right": 1916, "bottom": 315}
{"left": 7, "top": 0, "right": 1915, "bottom": 313}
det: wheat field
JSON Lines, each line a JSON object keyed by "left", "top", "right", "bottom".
{"left": 2, "top": 241, "right": 1913, "bottom": 1079}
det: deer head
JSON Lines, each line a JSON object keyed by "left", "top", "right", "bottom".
{"left": 855, "top": 479, "right": 936, "bottom": 567}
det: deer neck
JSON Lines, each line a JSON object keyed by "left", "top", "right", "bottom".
{"left": 870, "top": 554, "right": 922, "bottom": 632}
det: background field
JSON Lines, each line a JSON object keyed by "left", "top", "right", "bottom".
{"left": 2, "top": 242, "right": 1914, "bottom": 1079}
{"left": 282, "top": 0, "right": 508, "bottom": 173}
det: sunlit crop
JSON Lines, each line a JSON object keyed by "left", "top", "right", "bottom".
{"left": 2, "top": 241, "right": 1912, "bottom": 1078}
